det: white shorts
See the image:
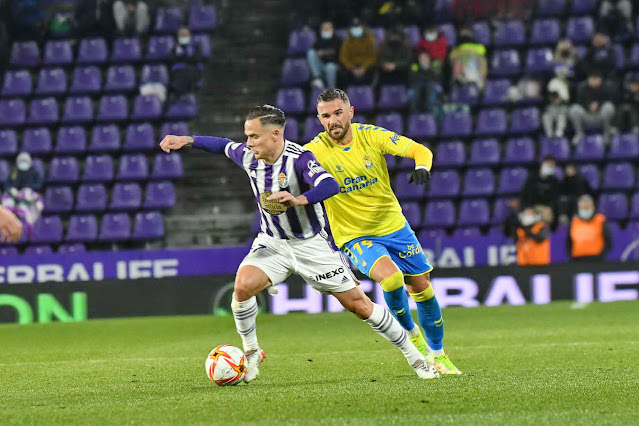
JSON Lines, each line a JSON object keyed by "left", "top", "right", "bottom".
{"left": 239, "top": 231, "right": 358, "bottom": 294}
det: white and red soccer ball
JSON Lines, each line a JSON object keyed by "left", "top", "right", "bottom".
{"left": 205, "top": 345, "right": 246, "bottom": 386}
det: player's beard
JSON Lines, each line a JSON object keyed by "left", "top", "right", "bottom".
{"left": 328, "top": 121, "right": 350, "bottom": 141}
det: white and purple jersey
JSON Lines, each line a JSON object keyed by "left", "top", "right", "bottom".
{"left": 225, "top": 140, "right": 333, "bottom": 240}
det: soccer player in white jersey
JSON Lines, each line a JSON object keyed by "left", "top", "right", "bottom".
{"left": 160, "top": 105, "right": 439, "bottom": 381}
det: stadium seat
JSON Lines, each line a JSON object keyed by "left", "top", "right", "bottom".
{"left": 472, "top": 21, "right": 491, "bottom": 46}
{"left": 303, "top": 116, "right": 325, "bottom": 141}
{"left": 22, "top": 127, "right": 52, "bottom": 155}
{"left": 452, "top": 227, "right": 482, "bottom": 237}
{"left": 628, "top": 45, "right": 639, "bottom": 69}
{"left": 475, "top": 108, "right": 507, "bottom": 136}
{"left": 530, "top": 19, "right": 561, "bottom": 45}
{"left": 155, "top": 6, "right": 184, "bottom": 34}
{"left": 450, "top": 84, "right": 480, "bottom": 106}
{"left": 630, "top": 193, "right": 639, "bottom": 219}
{"left": 537, "top": 0, "right": 566, "bottom": 16}
{"left": 378, "top": 85, "right": 409, "bottom": 110}
{"left": 441, "top": 110, "right": 472, "bottom": 137}
{"left": 0, "top": 247, "right": 19, "bottom": 256}
{"left": 565, "top": 17, "right": 594, "bottom": 44}
{"left": 525, "top": 48, "right": 554, "bottom": 73}
{"left": 111, "top": 37, "right": 142, "bottom": 62}
{"left": 124, "top": 123, "right": 155, "bottom": 151}
{"left": 494, "top": 20, "right": 526, "bottom": 47}
{"left": 571, "top": 0, "right": 597, "bottom": 15}
{"left": 284, "top": 117, "right": 299, "bottom": 141}
{"left": 32, "top": 158, "right": 45, "bottom": 180}
{"left": 601, "top": 162, "right": 635, "bottom": 190}
{"left": 10, "top": 41, "right": 39, "bottom": 67}
{"left": 0, "top": 160, "right": 11, "bottom": 182}
{"left": 491, "top": 198, "right": 513, "bottom": 224}
{"left": 100, "top": 213, "right": 131, "bottom": 241}
{"left": 463, "top": 168, "right": 495, "bottom": 196}
{"left": 375, "top": 112, "right": 403, "bottom": 134}
{"left": 90, "top": 124, "right": 121, "bottom": 152}
{"left": 435, "top": 140, "right": 466, "bottom": 167}
{"left": 401, "top": 202, "right": 421, "bottom": 225}
{"left": 305, "top": 87, "right": 323, "bottom": 113}
{"left": 482, "top": 79, "right": 511, "bottom": 105}
{"left": 188, "top": 4, "right": 217, "bottom": 31}
{"left": 62, "top": 96, "right": 93, "bottom": 124}
{"left": 131, "top": 95, "right": 162, "bottom": 121}
{"left": 469, "top": 138, "right": 500, "bottom": 166}
{"left": 406, "top": 113, "right": 437, "bottom": 139}
{"left": 418, "top": 227, "right": 446, "bottom": 241}
{"left": 193, "top": 34, "right": 212, "bottom": 58}
{"left": 165, "top": 95, "right": 198, "bottom": 120}
{"left": 403, "top": 26, "right": 420, "bottom": 46}
{"left": 2, "top": 70, "right": 32, "bottom": 97}
{"left": 132, "top": 211, "right": 165, "bottom": 240}
{"left": 490, "top": 50, "right": 521, "bottom": 76}
{"left": 28, "top": 97, "right": 59, "bottom": 125}
{"left": 277, "top": 88, "right": 305, "bottom": 114}
{"left": 510, "top": 107, "right": 540, "bottom": 134}
{"left": 573, "top": 134, "right": 605, "bottom": 162}
{"left": 608, "top": 133, "right": 639, "bottom": 160}
{"left": 144, "top": 181, "right": 176, "bottom": 209}
{"left": 151, "top": 153, "right": 183, "bottom": 179}
{"left": 77, "top": 38, "right": 108, "bottom": 64}
{"left": 58, "top": 243, "right": 86, "bottom": 253}
{"left": 438, "top": 23, "right": 456, "bottom": 46}
{"left": 70, "top": 66, "right": 102, "bottom": 94}
{"left": 97, "top": 95, "right": 128, "bottom": 122}
{"left": 578, "top": 164, "right": 600, "bottom": 190}
{"left": 598, "top": 192, "right": 628, "bottom": 220}
{"left": 30, "top": 216, "right": 63, "bottom": 244}
{"left": 287, "top": 27, "right": 316, "bottom": 55}
{"left": 458, "top": 199, "right": 490, "bottom": 226}
{"left": 280, "top": 58, "right": 310, "bottom": 86}
{"left": 394, "top": 172, "right": 425, "bottom": 199}
{"left": 160, "top": 122, "right": 189, "bottom": 138}
{"left": 43, "top": 186, "right": 73, "bottom": 213}
{"left": 25, "top": 245, "right": 53, "bottom": 255}
{"left": 140, "top": 64, "right": 169, "bottom": 85}
{"left": 117, "top": 154, "right": 149, "bottom": 181}
{"left": 75, "top": 183, "right": 108, "bottom": 212}
{"left": 497, "top": 167, "right": 528, "bottom": 194}
{"left": 110, "top": 182, "right": 143, "bottom": 211}
{"left": 146, "top": 35, "right": 175, "bottom": 61}
{"left": 504, "top": 137, "right": 535, "bottom": 164}
{"left": 66, "top": 214, "right": 98, "bottom": 242}
{"left": 428, "top": 170, "right": 461, "bottom": 198}
{"left": 83, "top": 155, "right": 114, "bottom": 182}
{"left": 55, "top": 126, "right": 87, "bottom": 154}
{"left": 539, "top": 137, "right": 570, "bottom": 162}
{"left": 423, "top": 200, "right": 455, "bottom": 228}
{"left": 346, "top": 86, "right": 375, "bottom": 112}
{"left": 0, "top": 130, "right": 18, "bottom": 157}
{"left": 613, "top": 44, "right": 625, "bottom": 69}
{"left": 105, "top": 65, "right": 136, "bottom": 92}
{"left": 48, "top": 157, "right": 79, "bottom": 183}
{"left": 43, "top": 40, "right": 73, "bottom": 66}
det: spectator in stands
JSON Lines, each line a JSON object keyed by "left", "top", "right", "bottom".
{"left": 516, "top": 207, "right": 551, "bottom": 266}
{"left": 339, "top": 18, "right": 378, "bottom": 85}
{"left": 521, "top": 156, "right": 560, "bottom": 220}
{"left": 553, "top": 39, "right": 578, "bottom": 71}
{"left": 75, "top": 0, "right": 116, "bottom": 37}
{"left": 569, "top": 70, "right": 617, "bottom": 143}
{"left": 502, "top": 198, "right": 521, "bottom": 239}
{"left": 0, "top": 206, "right": 22, "bottom": 243}
{"left": 409, "top": 51, "right": 442, "bottom": 113}
{"left": 598, "top": 0, "right": 633, "bottom": 40}
{"left": 4, "top": 152, "right": 41, "bottom": 192}
{"left": 113, "top": 0, "right": 149, "bottom": 35}
{"left": 307, "top": 21, "right": 341, "bottom": 89}
{"left": 559, "top": 162, "right": 593, "bottom": 221}
{"left": 567, "top": 195, "right": 612, "bottom": 262}
{"left": 507, "top": 75, "right": 542, "bottom": 103}
{"left": 377, "top": 25, "right": 412, "bottom": 85}
{"left": 577, "top": 32, "right": 616, "bottom": 80}
{"left": 612, "top": 74, "right": 639, "bottom": 135}
{"left": 2, "top": 152, "right": 43, "bottom": 238}
{"left": 415, "top": 23, "right": 447, "bottom": 73}
{"left": 448, "top": 26, "right": 487, "bottom": 90}
{"left": 10, "top": 0, "right": 46, "bottom": 39}
{"left": 170, "top": 26, "right": 203, "bottom": 98}
{"left": 542, "top": 66, "right": 571, "bottom": 138}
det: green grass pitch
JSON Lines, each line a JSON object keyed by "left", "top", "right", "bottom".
{"left": 1, "top": 301, "right": 638, "bottom": 425}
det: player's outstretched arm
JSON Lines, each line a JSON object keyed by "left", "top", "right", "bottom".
{"left": 160, "top": 135, "right": 234, "bottom": 154}
{"left": 159, "top": 135, "right": 193, "bottom": 153}
{"left": 0, "top": 206, "right": 23, "bottom": 243}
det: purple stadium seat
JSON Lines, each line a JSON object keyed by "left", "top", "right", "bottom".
{"left": 124, "top": 123, "right": 155, "bottom": 151}
{"left": 458, "top": 199, "right": 490, "bottom": 226}
{"left": 0, "top": 160, "right": 11, "bottom": 182}
{"left": 539, "top": 137, "right": 571, "bottom": 162}
{"left": 75, "top": 184, "right": 107, "bottom": 212}
{"left": 525, "top": 48, "right": 554, "bottom": 73}
{"left": 578, "top": 164, "right": 600, "bottom": 190}
{"left": 352, "top": 114, "right": 366, "bottom": 123}
{"left": 152, "top": 153, "right": 182, "bottom": 179}
{"left": 346, "top": 86, "right": 375, "bottom": 112}
{"left": 2, "top": 70, "right": 32, "bottom": 97}
{"left": 287, "top": 27, "right": 316, "bottom": 55}
{"left": 62, "top": 96, "right": 93, "bottom": 124}
{"left": 28, "top": 97, "right": 58, "bottom": 125}
{"left": 284, "top": 117, "right": 299, "bottom": 141}
{"left": 441, "top": 110, "right": 472, "bottom": 137}
{"left": 77, "top": 38, "right": 108, "bottom": 64}
{"left": 144, "top": 181, "right": 175, "bottom": 209}
{"left": 491, "top": 50, "right": 521, "bottom": 76}
{"left": 378, "top": 85, "right": 409, "bottom": 110}
{"left": 370, "top": 27, "right": 385, "bottom": 44}
{"left": 0, "top": 130, "right": 18, "bottom": 157}
{"left": 58, "top": 243, "right": 86, "bottom": 253}
{"left": 537, "top": 0, "right": 566, "bottom": 16}
{"left": 418, "top": 228, "right": 446, "bottom": 241}
{"left": 530, "top": 19, "right": 560, "bottom": 45}
{"left": 97, "top": 95, "right": 128, "bottom": 122}
{"left": 25, "top": 245, "right": 53, "bottom": 255}
{"left": 90, "top": 124, "right": 120, "bottom": 152}
{"left": 43, "top": 40, "right": 73, "bottom": 65}
{"left": 492, "top": 198, "right": 513, "bottom": 224}
{"left": 394, "top": 172, "right": 425, "bottom": 199}
{"left": 99, "top": 213, "right": 131, "bottom": 241}
{"left": 160, "top": 122, "right": 189, "bottom": 138}
{"left": 303, "top": 116, "right": 324, "bottom": 141}
{"left": 613, "top": 44, "right": 625, "bottom": 69}
{"left": 118, "top": 154, "right": 148, "bottom": 181}
{"left": 601, "top": 162, "right": 635, "bottom": 190}
{"left": 472, "top": 21, "right": 491, "bottom": 46}
{"left": 436, "top": 140, "right": 466, "bottom": 167}
{"left": 423, "top": 200, "right": 455, "bottom": 228}
{"left": 43, "top": 186, "right": 73, "bottom": 213}
{"left": 189, "top": 4, "right": 217, "bottom": 31}
{"left": 37, "top": 67, "right": 69, "bottom": 95}
{"left": 277, "top": 88, "right": 305, "bottom": 114}
{"left": 111, "top": 38, "right": 142, "bottom": 62}
{"left": 396, "top": 157, "right": 416, "bottom": 170}
{"left": 463, "top": 168, "right": 495, "bottom": 196}
{"left": 571, "top": 0, "right": 597, "bottom": 15}
{"left": 482, "top": 79, "right": 511, "bottom": 105}
{"left": 438, "top": 23, "right": 456, "bottom": 46}
{"left": 105, "top": 65, "right": 136, "bottom": 92}
{"left": 165, "top": 95, "right": 197, "bottom": 120}
{"left": 0, "top": 99, "right": 27, "bottom": 126}
{"left": 475, "top": 108, "right": 507, "bottom": 136}
{"left": 56, "top": 126, "right": 87, "bottom": 154}
{"left": 598, "top": 193, "right": 628, "bottom": 220}
{"left": 401, "top": 202, "right": 422, "bottom": 225}
{"left": 10, "top": 41, "right": 39, "bottom": 67}
{"left": 510, "top": 107, "right": 540, "bottom": 134}
{"left": 131, "top": 95, "right": 162, "bottom": 120}
{"left": 630, "top": 193, "right": 639, "bottom": 219}
{"left": 132, "top": 211, "right": 164, "bottom": 240}
{"left": 497, "top": 167, "right": 528, "bottom": 194}
{"left": 306, "top": 87, "right": 323, "bottom": 113}
{"left": 565, "top": 17, "right": 594, "bottom": 44}
{"left": 66, "top": 214, "right": 98, "bottom": 242}
{"left": 146, "top": 35, "right": 175, "bottom": 61}
{"left": 70, "top": 66, "right": 102, "bottom": 94}
{"left": 155, "top": 7, "right": 184, "bottom": 34}
{"left": 141, "top": 64, "right": 169, "bottom": 85}
{"left": 494, "top": 20, "right": 526, "bottom": 47}
{"left": 573, "top": 134, "right": 605, "bottom": 162}
{"left": 32, "top": 158, "right": 44, "bottom": 180}
{"left": 375, "top": 112, "right": 403, "bottom": 134}
{"left": 0, "top": 247, "right": 19, "bottom": 256}
{"left": 403, "top": 26, "right": 420, "bottom": 46}
{"left": 48, "top": 157, "right": 79, "bottom": 183}
{"left": 469, "top": 138, "right": 500, "bottom": 166}
{"left": 452, "top": 227, "right": 482, "bottom": 237}
{"left": 280, "top": 58, "right": 310, "bottom": 86}
{"left": 22, "top": 127, "right": 52, "bottom": 155}
{"left": 609, "top": 133, "right": 639, "bottom": 159}
{"left": 450, "top": 84, "right": 480, "bottom": 106}
{"left": 110, "top": 182, "right": 142, "bottom": 211}
{"left": 193, "top": 34, "right": 212, "bottom": 58}
{"left": 629, "top": 45, "right": 639, "bottom": 68}
{"left": 504, "top": 137, "right": 535, "bottom": 164}
{"left": 428, "top": 170, "right": 461, "bottom": 198}
{"left": 83, "top": 155, "right": 114, "bottom": 182}
{"left": 406, "top": 113, "right": 437, "bottom": 139}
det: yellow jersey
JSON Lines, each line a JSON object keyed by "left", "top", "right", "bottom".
{"left": 304, "top": 123, "right": 425, "bottom": 248}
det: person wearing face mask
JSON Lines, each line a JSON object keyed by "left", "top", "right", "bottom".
{"left": 516, "top": 207, "right": 550, "bottom": 266}
{"left": 113, "top": 0, "right": 149, "bottom": 35}
{"left": 576, "top": 32, "right": 616, "bottom": 81}
{"left": 339, "top": 18, "right": 378, "bottom": 85}
{"left": 5, "top": 152, "right": 42, "bottom": 192}
{"left": 2, "top": 152, "right": 43, "bottom": 238}
{"left": 170, "top": 26, "right": 203, "bottom": 98}
{"left": 409, "top": 51, "right": 442, "bottom": 113}
{"left": 377, "top": 25, "right": 412, "bottom": 85}
{"left": 521, "top": 156, "right": 561, "bottom": 219}
{"left": 567, "top": 195, "right": 612, "bottom": 262}
{"left": 448, "top": 26, "right": 487, "bottom": 89}
{"left": 415, "top": 23, "right": 447, "bottom": 70}
{"left": 568, "top": 69, "right": 617, "bottom": 144}
{"left": 307, "top": 21, "right": 341, "bottom": 89}
{"left": 553, "top": 39, "right": 578, "bottom": 70}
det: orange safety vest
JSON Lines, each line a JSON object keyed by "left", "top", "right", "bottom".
{"left": 516, "top": 222, "right": 550, "bottom": 265}
{"left": 570, "top": 213, "right": 605, "bottom": 258}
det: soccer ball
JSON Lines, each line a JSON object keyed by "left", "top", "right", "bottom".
{"left": 205, "top": 345, "right": 246, "bottom": 386}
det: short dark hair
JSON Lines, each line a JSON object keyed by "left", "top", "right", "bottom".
{"left": 317, "top": 88, "right": 350, "bottom": 105}
{"left": 245, "top": 105, "right": 286, "bottom": 127}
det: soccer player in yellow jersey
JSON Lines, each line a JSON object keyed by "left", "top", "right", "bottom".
{"left": 304, "top": 88, "right": 460, "bottom": 374}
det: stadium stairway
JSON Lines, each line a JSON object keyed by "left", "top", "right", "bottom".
{"left": 165, "top": 0, "right": 288, "bottom": 247}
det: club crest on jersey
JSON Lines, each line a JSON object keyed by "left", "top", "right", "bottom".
{"left": 335, "top": 165, "right": 345, "bottom": 173}
{"left": 278, "top": 173, "right": 289, "bottom": 188}
{"left": 363, "top": 155, "right": 373, "bottom": 169}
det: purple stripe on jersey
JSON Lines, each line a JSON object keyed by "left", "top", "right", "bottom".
{"left": 248, "top": 157, "right": 274, "bottom": 237}
{"left": 263, "top": 163, "right": 288, "bottom": 239}
{"left": 278, "top": 155, "right": 305, "bottom": 238}
{"left": 296, "top": 169, "right": 322, "bottom": 235}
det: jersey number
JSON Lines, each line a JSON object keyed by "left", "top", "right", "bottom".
{"left": 345, "top": 240, "right": 373, "bottom": 263}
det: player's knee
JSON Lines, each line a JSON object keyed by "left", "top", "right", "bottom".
{"left": 234, "top": 276, "right": 262, "bottom": 301}
{"left": 380, "top": 270, "right": 404, "bottom": 292}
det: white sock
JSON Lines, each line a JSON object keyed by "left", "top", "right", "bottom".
{"left": 407, "top": 324, "right": 421, "bottom": 337}
{"left": 364, "top": 303, "right": 423, "bottom": 366}
{"left": 231, "top": 296, "right": 259, "bottom": 351}
{"left": 432, "top": 348, "right": 445, "bottom": 357}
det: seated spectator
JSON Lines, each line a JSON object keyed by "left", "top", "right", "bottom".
{"left": 542, "top": 67, "right": 571, "bottom": 138}
{"left": 521, "top": 156, "right": 561, "bottom": 221}
{"left": 0, "top": 206, "right": 22, "bottom": 243}
{"left": 598, "top": 0, "right": 633, "bottom": 40}
{"left": 569, "top": 70, "right": 617, "bottom": 143}
{"left": 377, "top": 25, "right": 412, "bottom": 85}
{"left": 307, "top": 21, "right": 341, "bottom": 89}
{"left": 613, "top": 75, "right": 639, "bottom": 135}
{"left": 11, "top": 0, "right": 46, "bottom": 39}
{"left": 170, "top": 27, "right": 203, "bottom": 98}
{"left": 516, "top": 207, "right": 551, "bottom": 266}
{"left": 339, "top": 18, "right": 378, "bottom": 85}
{"left": 559, "top": 162, "right": 593, "bottom": 221}
{"left": 567, "top": 195, "right": 612, "bottom": 262}
{"left": 2, "top": 152, "right": 43, "bottom": 237}
{"left": 553, "top": 39, "right": 578, "bottom": 71}
{"left": 409, "top": 51, "right": 442, "bottom": 113}
{"left": 576, "top": 32, "right": 616, "bottom": 81}
{"left": 507, "top": 75, "right": 542, "bottom": 103}
{"left": 113, "top": 0, "right": 149, "bottom": 35}
{"left": 415, "top": 23, "right": 447, "bottom": 73}
{"left": 5, "top": 152, "right": 41, "bottom": 192}
{"left": 448, "top": 27, "right": 487, "bottom": 90}
{"left": 75, "top": 0, "right": 116, "bottom": 37}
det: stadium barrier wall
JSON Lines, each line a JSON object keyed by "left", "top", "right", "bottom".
{"left": 1, "top": 261, "right": 638, "bottom": 324}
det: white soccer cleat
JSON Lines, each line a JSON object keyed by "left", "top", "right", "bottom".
{"left": 412, "top": 358, "right": 440, "bottom": 379}
{"left": 243, "top": 348, "right": 265, "bottom": 383}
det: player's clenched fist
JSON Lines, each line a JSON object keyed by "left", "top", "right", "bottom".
{"left": 267, "top": 191, "right": 308, "bottom": 207}
{"left": 159, "top": 135, "right": 193, "bottom": 153}
{"left": 0, "top": 206, "right": 23, "bottom": 243}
